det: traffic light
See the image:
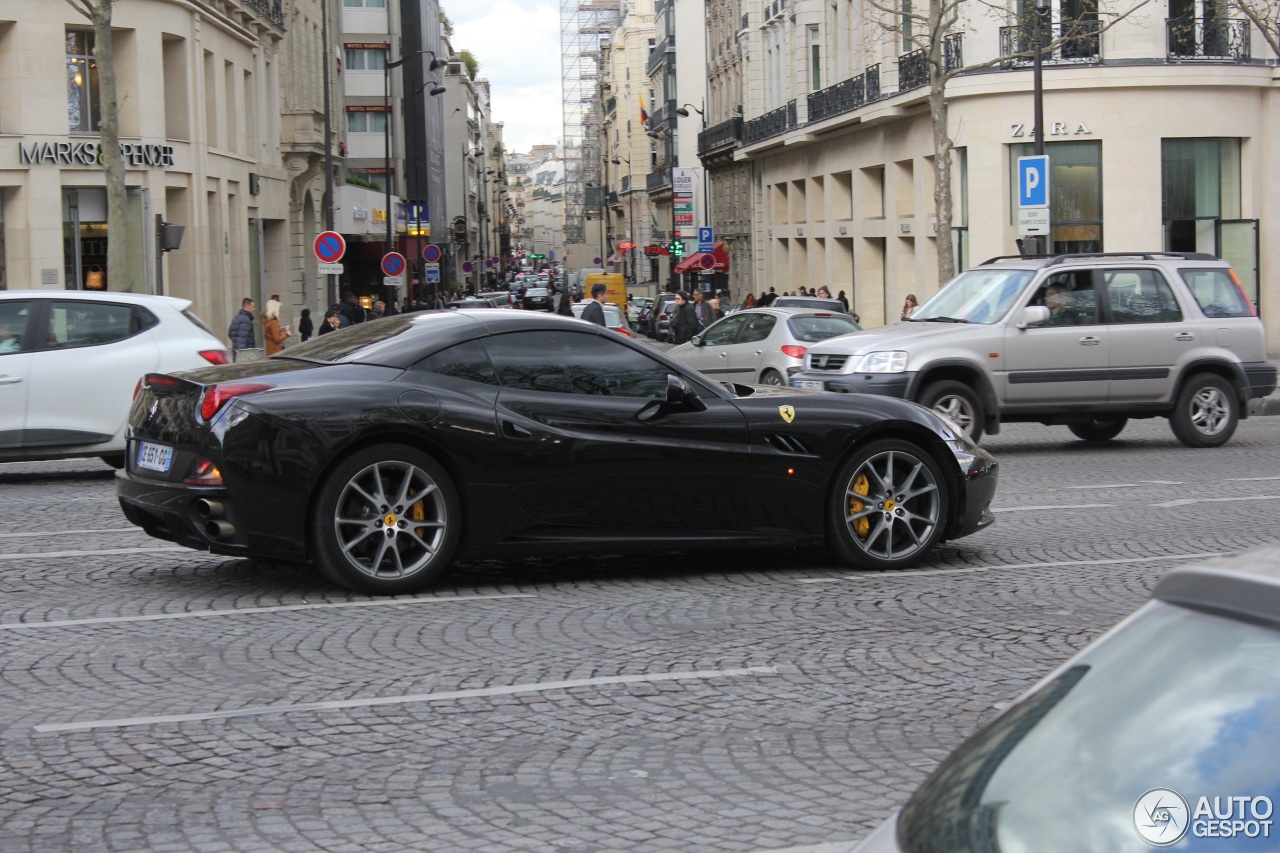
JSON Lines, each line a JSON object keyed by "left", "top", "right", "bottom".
{"left": 669, "top": 240, "right": 685, "bottom": 258}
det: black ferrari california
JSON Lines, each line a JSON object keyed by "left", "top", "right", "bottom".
{"left": 117, "top": 310, "right": 998, "bottom": 594}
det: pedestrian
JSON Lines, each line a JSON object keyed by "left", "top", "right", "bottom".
{"left": 691, "top": 289, "right": 717, "bottom": 331}
{"left": 817, "top": 286, "right": 832, "bottom": 299}
{"left": 261, "top": 297, "right": 291, "bottom": 356}
{"left": 901, "top": 293, "right": 919, "bottom": 320}
{"left": 340, "top": 290, "right": 365, "bottom": 325}
{"left": 387, "top": 299, "right": 400, "bottom": 316}
{"left": 837, "top": 290, "right": 850, "bottom": 312}
{"left": 368, "top": 300, "right": 386, "bottom": 320}
{"left": 227, "top": 297, "right": 256, "bottom": 360}
{"left": 579, "top": 282, "right": 608, "bottom": 326}
{"left": 672, "top": 292, "right": 697, "bottom": 344}
{"left": 298, "top": 308, "right": 314, "bottom": 341}
{"left": 556, "top": 286, "right": 575, "bottom": 316}
{"left": 317, "top": 308, "right": 343, "bottom": 335}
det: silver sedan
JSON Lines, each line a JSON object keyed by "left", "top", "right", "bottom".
{"left": 667, "top": 307, "right": 861, "bottom": 385}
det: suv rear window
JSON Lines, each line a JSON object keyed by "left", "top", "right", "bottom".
{"left": 1180, "top": 268, "right": 1255, "bottom": 318}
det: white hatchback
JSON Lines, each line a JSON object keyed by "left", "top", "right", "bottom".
{"left": 0, "top": 291, "right": 228, "bottom": 466}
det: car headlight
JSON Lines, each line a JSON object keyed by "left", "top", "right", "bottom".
{"left": 853, "top": 351, "right": 909, "bottom": 373}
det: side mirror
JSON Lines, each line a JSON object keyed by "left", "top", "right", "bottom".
{"left": 690, "top": 334, "right": 703, "bottom": 347}
{"left": 1017, "top": 306, "right": 1049, "bottom": 329}
{"left": 665, "top": 374, "right": 708, "bottom": 411}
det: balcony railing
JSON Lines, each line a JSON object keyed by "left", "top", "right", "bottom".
{"left": 999, "top": 20, "right": 1103, "bottom": 67}
{"left": 647, "top": 33, "right": 676, "bottom": 76}
{"left": 243, "top": 0, "right": 284, "bottom": 27}
{"left": 742, "top": 100, "right": 797, "bottom": 146}
{"left": 646, "top": 167, "right": 673, "bottom": 193}
{"left": 697, "top": 116, "right": 743, "bottom": 156}
{"left": 647, "top": 99, "right": 678, "bottom": 131}
{"left": 897, "top": 35, "right": 962, "bottom": 92}
{"left": 1167, "top": 18, "right": 1250, "bottom": 61}
{"left": 807, "top": 65, "right": 881, "bottom": 123}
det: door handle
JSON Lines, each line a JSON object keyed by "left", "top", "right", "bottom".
{"left": 718, "top": 352, "right": 728, "bottom": 358}
{"left": 753, "top": 350, "right": 763, "bottom": 355}
{"left": 1175, "top": 332, "right": 1195, "bottom": 341}
{"left": 0, "top": 376, "right": 21, "bottom": 385}
{"left": 1078, "top": 336, "right": 1101, "bottom": 346}
{"left": 501, "top": 420, "right": 534, "bottom": 439}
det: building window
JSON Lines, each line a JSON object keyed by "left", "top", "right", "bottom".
{"left": 901, "top": 0, "right": 914, "bottom": 53}
{"left": 348, "top": 169, "right": 388, "bottom": 191}
{"left": 809, "top": 26, "right": 821, "bottom": 91}
{"left": 1010, "top": 141, "right": 1103, "bottom": 254}
{"left": 343, "top": 0, "right": 386, "bottom": 7}
{"left": 346, "top": 110, "right": 387, "bottom": 133}
{"left": 1161, "top": 138, "right": 1241, "bottom": 250}
{"left": 66, "top": 30, "right": 100, "bottom": 133}
{"left": 344, "top": 48, "right": 387, "bottom": 71}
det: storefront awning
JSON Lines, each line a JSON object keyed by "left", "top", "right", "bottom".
{"left": 672, "top": 243, "right": 730, "bottom": 274}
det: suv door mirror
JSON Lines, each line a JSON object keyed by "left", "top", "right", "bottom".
{"left": 690, "top": 334, "right": 703, "bottom": 347}
{"left": 1018, "top": 306, "right": 1050, "bottom": 329}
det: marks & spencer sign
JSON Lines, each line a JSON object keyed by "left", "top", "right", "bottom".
{"left": 18, "top": 140, "right": 176, "bottom": 168}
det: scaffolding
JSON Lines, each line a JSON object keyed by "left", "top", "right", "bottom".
{"left": 560, "top": 0, "right": 621, "bottom": 248}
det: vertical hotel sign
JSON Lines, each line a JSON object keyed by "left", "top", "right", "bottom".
{"left": 673, "top": 167, "right": 695, "bottom": 234}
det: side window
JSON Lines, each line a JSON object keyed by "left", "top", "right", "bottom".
{"left": 414, "top": 339, "right": 498, "bottom": 386}
{"left": 1030, "top": 271, "right": 1098, "bottom": 326}
{"left": 1104, "top": 269, "right": 1183, "bottom": 324}
{"left": 48, "top": 301, "right": 136, "bottom": 348}
{"left": 1180, "top": 268, "right": 1254, "bottom": 318}
{"left": 702, "top": 314, "right": 748, "bottom": 345}
{"left": 0, "top": 301, "right": 33, "bottom": 354}
{"left": 484, "top": 330, "right": 670, "bottom": 398}
{"left": 737, "top": 313, "right": 778, "bottom": 344}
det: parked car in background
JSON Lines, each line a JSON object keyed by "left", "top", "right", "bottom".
{"left": 628, "top": 297, "right": 654, "bottom": 330}
{"left": 478, "top": 291, "right": 517, "bottom": 308}
{"left": 646, "top": 293, "right": 677, "bottom": 338}
{"left": 446, "top": 297, "right": 498, "bottom": 309}
{"left": 570, "top": 301, "right": 633, "bottom": 337}
{"left": 771, "top": 296, "right": 854, "bottom": 316}
{"left": 653, "top": 297, "right": 681, "bottom": 342}
{"left": 0, "top": 290, "right": 228, "bottom": 466}
{"left": 854, "top": 544, "right": 1280, "bottom": 852}
{"left": 668, "top": 307, "right": 861, "bottom": 385}
{"left": 522, "top": 287, "right": 552, "bottom": 310}
{"left": 791, "top": 252, "right": 1276, "bottom": 445}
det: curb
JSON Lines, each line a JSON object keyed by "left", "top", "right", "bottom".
{"left": 1249, "top": 395, "right": 1280, "bottom": 417}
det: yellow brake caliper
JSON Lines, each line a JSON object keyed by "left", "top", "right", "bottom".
{"left": 411, "top": 500, "right": 426, "bottom": 538}
{"left": 849, "top": 474, "right": 871, "bottom": 538}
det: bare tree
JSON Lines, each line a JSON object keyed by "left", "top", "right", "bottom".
{"left": 862, "top": 0, "right": 1150, "bottom": 283}
{"left": 1233, "top": 0, "right": 1280, "bottom": 56}
{"left": 66, "top": 0, "right": 128, "bottom": 290}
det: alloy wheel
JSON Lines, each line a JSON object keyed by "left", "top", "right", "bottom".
{"left": 1190, "top": 386, "right": 1231, "bottom": 436}
{"left": 333, "top": 460, "right": 448, "bottom": 580}
{"left": 841, "top": 448, "right": 943, "bottom": 563}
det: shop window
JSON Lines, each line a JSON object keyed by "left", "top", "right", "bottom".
{"left": 1161, "top": 138, "right": 1240, "bottom": 251}
{"left": 66, "top": 30, "right": 100, "bottom": 133}
{"left": 346, "top": 110, "right": 387, "bottom": 133}
{"left": 343, "top": 0, "right": 386, "bottom": 6}
{"left": 344, "top": 48, "right": 387, "bottom": 71}
{"left": 1009, "top": 141, "right": 1102, "bottom": 254}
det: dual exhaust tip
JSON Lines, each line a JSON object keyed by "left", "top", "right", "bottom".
{"left": 195, "top": 498, "right": 235, "bottom": 540}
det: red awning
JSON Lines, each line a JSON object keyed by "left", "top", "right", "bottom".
{"left": 672, "top": 243, "right": 730, "bottom": 275}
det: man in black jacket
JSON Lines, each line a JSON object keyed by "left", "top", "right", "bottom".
{"left": 580, "top": 282, "right": 608, "bottom": 326}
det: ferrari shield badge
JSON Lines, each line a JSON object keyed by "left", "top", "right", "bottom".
{"left": 778, "top": 405, "right": 795, "bottom": 424}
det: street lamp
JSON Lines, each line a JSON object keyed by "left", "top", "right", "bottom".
{"left": 611, "top": 155, "right": 636, "bottom": 285}
{"left": 384, "top": 50, "right": 446, "bottom": 258}
{"left": 1030, "top": 0, "right": 1050, "bottom": 256}
{"left": 675, "top": 104, "right": 710, "bottom": 237}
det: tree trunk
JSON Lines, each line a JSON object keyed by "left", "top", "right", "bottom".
{"left": 928, "top": 4, "right": 955, "bottom": 285}
{"left": 92, "top": 1, "right": 129, "bottom": 291}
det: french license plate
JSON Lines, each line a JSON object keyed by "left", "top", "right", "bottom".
{"left": 792, "top": 380, "right": 825, "bottom": 390}
{"left": 136, "top": 442, "right": 173, "bottom": 473}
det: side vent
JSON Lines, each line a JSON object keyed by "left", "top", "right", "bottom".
{"left": 764, "top": 434, "right": 813, "bottom": 455}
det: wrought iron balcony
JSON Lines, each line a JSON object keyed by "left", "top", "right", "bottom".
{"left": 897, "top": 35, "right": 962, "bottom": 93}
{"left": 741, "top": 100, "right": 797, "bottom": 146}
{"left": 243, "top": 0, "right": 284, "bottom": 27}
{"left": 999, "top": 20, "right": 1103, "bottom": 67}
{"left": 646, "top": 166, "right": 673, "bottom": 193}
{"left": 1167, "top": 18, "right": 1250, "bottom": 61}
{"left": 807, "top": 65, "right": 881, "bottom": 123}
{"left": 697, "top": 116, "right": 743, "bottom": 156}
{"left": 647, "top": 99, "right": 678, "bottom": 131}
{"left": 647, "top": 34, "right": 676, "bottom": 77}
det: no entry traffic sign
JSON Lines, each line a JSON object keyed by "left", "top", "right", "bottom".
{"left": 314, "top": 231, "right": 346, "bottom": 264}
{"left": 422, "top": 244, "right": 442, "bottom": 263}
{"left": 381, "top": 252, "right": 406, "bottom": 277}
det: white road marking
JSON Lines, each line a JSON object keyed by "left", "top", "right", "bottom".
{"left": 0, "top": 546, "right": 192, "bottom": 561}
{"left": 1139, "top": 480, "right": 1184, "bottom": 485}
{"left": 989, "top": 503, "right": 1113, "bottom": 513}
{"left": 0, "top": 528, "right": 143, "bottom": 540}
{"left": 1224, "top": 476, "right": 1280, "bottom": 482}
{"left": 0, "top": 593, "right": 538, "bottom": 630}
{"left": 1064, "top": 484, "right": 1138, "bottom": 489}
{"left": 33, "top": 666, "right": 779, "bottom": 733}
{"left": 795, "top": 552, "right": 1217, "bottom": 583}
{"left": 1152, "top": 495, "right": 1280, "bottom": 509}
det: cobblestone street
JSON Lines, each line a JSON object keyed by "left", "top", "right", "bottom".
{"left": 3, "top": 416, "right": 1280, "bottom": 852}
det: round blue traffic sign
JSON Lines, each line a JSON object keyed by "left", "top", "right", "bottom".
{"left": 313, "top": 231, "right": 346, "bottom": 264}
{"left": 381, "top": 252, "right": 406, "bottom": 277}
{"left": 699, "top": 253, "right": 717, "bottom": 270}
{"left": 461, "top": 261, "right": 474, "bottom": 273}
{"left": 422, "top": 244, "right": 442, "bottom": 263}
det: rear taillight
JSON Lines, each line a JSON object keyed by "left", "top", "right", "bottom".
{"left": 781, "top": 345, "right": 808, "bottom": 359}
{"left": 200, "top": 349, "right": 230, "bottom": 365}
{"left": 199, "top": 382, "right": 274, "bottom": 421}
{"left": 1226, "top": 268, "right": 1257, "bottom": 317}
{"left": 133, "top": 379, "right": 143, "bottom": 400}
{"left": 616, "top": 326, "right": 633, "bottom": 337}
{"left": 183, "top": 456, "right": 224, "bottom": 486}
{"left": 144, "top": 374, "right": 187, "bottom": 394}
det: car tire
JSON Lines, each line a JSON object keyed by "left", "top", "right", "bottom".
{"left": 920, "top": 380, "right": 983, "bottom": 442}
{"left": 311, "top": 444, "right": 460, "bottom": 594}
{"left": 828, "top": 438, "right": 950, "bottom": 571}
{"left": 1170, "top": 374, "right": 1238, "bottom": 448}
{"left": 1067, "top": 417, "right": 1128, "bottom": 442}
{"left": 760, "top": 369, "right": 785, "bottom": 386}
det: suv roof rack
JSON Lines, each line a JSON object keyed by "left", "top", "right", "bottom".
{"left": 979, "top": 254, "right": 1053, "bottom": 265}
{"left": 979, "top": 251, "right": 1222, "bottom": 267}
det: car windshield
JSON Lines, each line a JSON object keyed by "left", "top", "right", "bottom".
{"left": 787, "top": 314, "right": 860, "bottom": 342}
{"left": 911, "top": 268, "right": 1035, "bottom": 325}
{"left": 897, "top": 601, "right": 1280, "bottom": 852}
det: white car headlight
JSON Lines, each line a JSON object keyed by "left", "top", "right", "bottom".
{"left": 853, "top": 351, "right": 909, "bottom": 373}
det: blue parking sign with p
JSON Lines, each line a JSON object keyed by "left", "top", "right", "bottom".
{"left": 1018, "top": 156, "right": 1050, "bottom": 208}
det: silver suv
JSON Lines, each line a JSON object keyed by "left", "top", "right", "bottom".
{"left": 790, "top": 252, "right": 1277, "bottom": 446}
